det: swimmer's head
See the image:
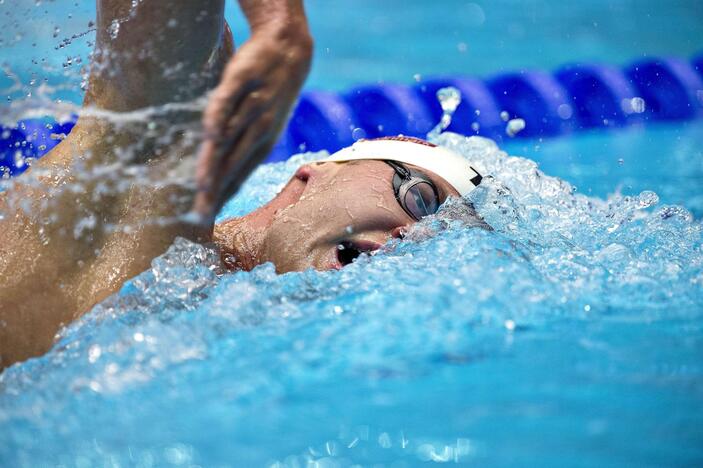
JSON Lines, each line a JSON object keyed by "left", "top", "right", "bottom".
{"left": 217, "top": 137, "right": 485, "bottom": 272}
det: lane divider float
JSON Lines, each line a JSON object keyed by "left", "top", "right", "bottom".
{"left": 2, "top": 53, "right": 702, "bottom": 175}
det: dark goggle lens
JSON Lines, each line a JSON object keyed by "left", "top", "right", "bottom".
{"left": 403, "top": 181, "right": 439, "bottom": 220}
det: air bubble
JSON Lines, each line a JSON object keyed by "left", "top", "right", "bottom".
{"left": 351, "top": 127, "right": 366, "bottom": 140}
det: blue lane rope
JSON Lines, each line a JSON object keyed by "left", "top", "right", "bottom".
{"left": 555, "top": 63, "right": 640, "bottom": 129}
{"left": 2, "top": 53, "right": 703, "bottom": 175}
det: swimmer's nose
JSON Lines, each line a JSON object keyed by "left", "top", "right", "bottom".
{"left": 294, "top": 164, "right": 314, "bottom": 182}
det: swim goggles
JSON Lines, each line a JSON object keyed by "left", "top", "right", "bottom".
{"left": 385, "top": 160, "right": 440, "bottom": 221}
{"left": 320, "top": 137, "right": 484, "bottom": 198}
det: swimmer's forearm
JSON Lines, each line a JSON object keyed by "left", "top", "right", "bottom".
{"left": 87, "top": 0, "right": 230, "bottom": 111}
{"left": 238, "top": 0, "right": 310, "bottom": 36}
{"left": 0, "top": 1, "right": 232, "bottom": 368}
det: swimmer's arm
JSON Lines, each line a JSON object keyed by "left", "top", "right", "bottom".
{"left": 0, "top": 0, "right": 311, "bottom": 367}
{"left": 195, "top": 0, "right": 313, "bottom": 219}
{"left": 84, "top": 0, "right": 233, "bottom": 111}
{"left": 0, "top": 0, "right": 231, "bottom": 367}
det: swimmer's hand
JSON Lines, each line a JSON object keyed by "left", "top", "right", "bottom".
{"left": 195, "top": 6, "right": 313, "bottom": 221}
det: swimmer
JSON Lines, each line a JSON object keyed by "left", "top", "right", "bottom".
{"left": 0, "top": 1, "right": 484, "bottom": 368}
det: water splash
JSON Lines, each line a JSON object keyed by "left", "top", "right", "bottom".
{"left": 427, "top": 86, "right": 461, "bottom": 139}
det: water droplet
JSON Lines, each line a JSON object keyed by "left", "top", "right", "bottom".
{"left": 505, "top": 118, "right": 525, "bottom": 137}
{"left": 437, "top": 86, "right": 461, "bottom": 114}
{"left": 109, "top": 20, "right": 120, "bottom": 39}
{"left": 351, "top": 127, "right": 366, "bottom": 140}
{"left": 637, "top": 190, "right": 659, "bottom": 209}
{"left": 428, "top": 86, "right": 461, "bottom": 138}
{"left": 630, "top": 97, "right": 646, "bottom": 114}
{"left": 14, "top": 151, "right": 24, "bottom": 168}
{"left": 88, "top": 345, "right": 102, "bottom": 363}
{"left": 378, "top": 432, "right": 392, "bottom": 448}
{"left": 163, "top": 444, "right": 192, "bottom": 465}
{"left": 89, "top": 381, "right": 102, "bottom": 392}
{"left": 557, "top": 103, "right": 573, "bottom": 120}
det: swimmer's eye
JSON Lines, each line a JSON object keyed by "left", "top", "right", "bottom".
{"left": 337, "top": 241, "right": 361, "bottom": 266}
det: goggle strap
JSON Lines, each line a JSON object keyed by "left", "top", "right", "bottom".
{"left": 386, "top": 160, "right": 411, "bottom": 180}
{"left": 469, "top": 167, "right": 483, "bottom": 187}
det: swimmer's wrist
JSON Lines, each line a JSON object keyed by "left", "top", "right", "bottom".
{"left": 241, "top": 0, "right": 313, "bottom": 57}
{"left": 248, "top": 24, "right": 313, "bottom": 81}
{"left": 250, "top": 21, "right": 313, "bottom": 59}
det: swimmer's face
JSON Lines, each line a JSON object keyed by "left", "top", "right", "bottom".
{"left": 258, "top": 160, "right": 459, "bottom": 272}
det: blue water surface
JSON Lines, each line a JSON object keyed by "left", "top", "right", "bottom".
{"left": 2, "top": 0, "right": 702, "bottom": 92}
{"left": 1, "top": 132, "right": 702, "bottom": 466}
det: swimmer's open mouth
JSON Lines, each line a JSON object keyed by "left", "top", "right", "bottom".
{"left": 336, "top": 240, "right": 383, "bottom": 267}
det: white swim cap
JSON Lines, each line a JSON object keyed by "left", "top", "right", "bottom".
{"left": 320, "top": 136, "right": 483, "bottom": 196}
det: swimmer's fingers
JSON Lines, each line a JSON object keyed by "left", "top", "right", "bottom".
{"left": 198, "top": 85, "right": 249, "bottom": 173}
{"left": 196, "top": 115, "right": 279, "bottom": 217}
{"left": 202, "top": 73, "right": 256, "bottom": 139}
{"left": 219, "top": 113, "right": 283, "bottom": 202}
{"left": 196, "top": 64, "right": 275, "bottom": 217}
{"left": 195, "top": 31, "right": 312, "bottom": 220}
{"left": 194, "top": 138, "right": 220, "bottom": 219}
{"left": 196, "top": 92, "right": 255, "bottom": 219}
{"left": 195, "top": 90, "right": 277, "bottom": 219}
{"left": 201, "top": 37, "right": 279, "bottom": 142}
{"left": 197, "top": 85, "right": 293, "bottom": 218}
{"left": 219, "top": 89, "right": 276, "bottom": 149}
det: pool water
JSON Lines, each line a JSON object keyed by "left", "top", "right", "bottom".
{"left": 3, "top": 0, "right": 702, "bottom": 93}
{"left": 2, "top": 131, "right": 702, "bottom": 466}
{"left": 2, "top": 0, "right": 703, "bottom": 467}
{"left": 504, "top": 121, "right": 703, "bottom": 219}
